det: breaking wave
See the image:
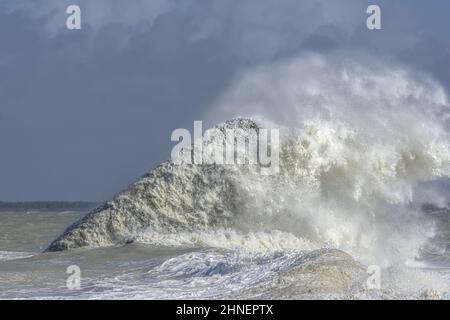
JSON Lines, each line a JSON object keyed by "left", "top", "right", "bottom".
{"left": 47, "top": 53, "right": 450, "bottom": 268}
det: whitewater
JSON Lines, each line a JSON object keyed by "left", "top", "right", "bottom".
{"left": 1, "top": 53, "right": 450, "bottom": 299}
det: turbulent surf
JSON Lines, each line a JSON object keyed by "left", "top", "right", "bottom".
{"left": 2, "top": 53, "right": 450, "bottom": 299}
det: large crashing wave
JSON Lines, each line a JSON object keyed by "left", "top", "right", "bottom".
{"left": 47, "top": 53, "right": 450, "bottom": 267}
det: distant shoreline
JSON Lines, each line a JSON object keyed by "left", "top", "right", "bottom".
{"left": 0, "top": 201, "right": 98, "bottom": 212}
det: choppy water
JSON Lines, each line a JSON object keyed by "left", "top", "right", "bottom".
{"left": 0, "top": 210, "right": 449, "bottom": 300}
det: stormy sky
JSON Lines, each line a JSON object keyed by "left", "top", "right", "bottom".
{"left": 1, "top": 0, "right": 450, "bottom": 201}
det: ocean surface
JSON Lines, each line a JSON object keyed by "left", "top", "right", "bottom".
{"left": 0, "top": 208, "right": 449, "bottom": 300}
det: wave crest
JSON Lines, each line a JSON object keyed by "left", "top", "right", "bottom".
{"left": 47, "top": 53, "right": 450, "bottom": 267}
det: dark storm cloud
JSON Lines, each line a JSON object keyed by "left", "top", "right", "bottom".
{"left": 1, "top": 0, "right": 450, "bottom": 200}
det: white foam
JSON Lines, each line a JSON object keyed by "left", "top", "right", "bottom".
{"left": 0, "top": 251, "right": 34, "bottom": 261}
{"left": 132, "top": 228, "right": 316, "bottom": 253}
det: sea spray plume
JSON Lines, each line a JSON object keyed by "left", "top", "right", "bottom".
{"left": 208, "top": 52, "right": 450, "bottom": 131}
{"left": 47, "top": 53, "right": 450, "bottom": 268}
{"left": 205, "top": 52, "right": 450, "bottom": 264}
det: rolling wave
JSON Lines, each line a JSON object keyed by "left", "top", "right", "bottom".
{"left": 47, "top": 53, "right": 450, "bottom": 270}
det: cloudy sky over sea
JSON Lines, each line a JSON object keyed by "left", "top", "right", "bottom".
{"left": 1, "top": 0, "right": 450, "bottom": 200}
